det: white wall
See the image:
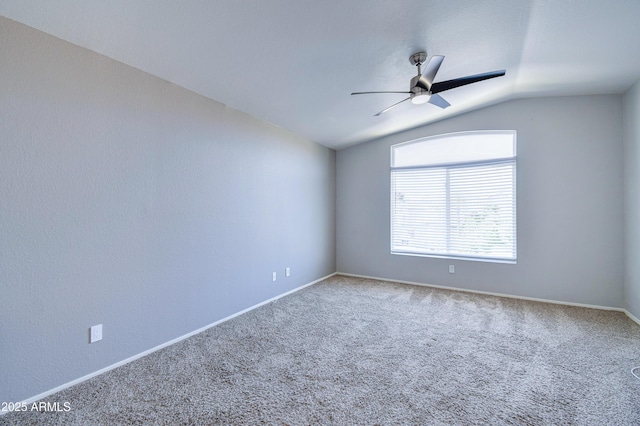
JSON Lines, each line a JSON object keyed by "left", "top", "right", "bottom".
{"left": 337, "top": 96, "right": 624, "bottom": 307}
{"left": 0, "top": 17, "right": 336, "bottom": 403}
{"left": 624, "top": 80, "right": 640, "bottom": 318}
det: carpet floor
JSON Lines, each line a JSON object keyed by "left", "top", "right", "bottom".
{"left": 3, "top": 275, "right": 640, "bottom": 425}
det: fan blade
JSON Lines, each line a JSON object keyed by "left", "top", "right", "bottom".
{"left": 431, "top": 70, "right": 506, "bottom": 94}
{"left": 374, "top": 97, "right": 410, "bottom": 116}
{"left": 351, "top": 91, "right": 412, "bottom": 95}
{"left": 418, "top": 55, "right": 444, "bottom": 91}
{"left": 428, "top": 93, "right": 450, "bottom": 109}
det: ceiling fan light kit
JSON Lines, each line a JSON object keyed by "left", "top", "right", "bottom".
{"left": 410, "top": 88, "right": 430, "bottom": 105}
{"left": 351, "top": 51, "right": 505, "bottom": 116}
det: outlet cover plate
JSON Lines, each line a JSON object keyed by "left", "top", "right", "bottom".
{"left": 90, "top": 324, "right": 102, "bottom": 343}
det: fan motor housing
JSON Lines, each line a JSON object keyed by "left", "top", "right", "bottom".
{"left": 410, "top": 75, "right": 424, "bottom": 92}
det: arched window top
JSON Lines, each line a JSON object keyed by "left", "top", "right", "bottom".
{"left": 391, "top": 130, "right": 516, "bottom": 168}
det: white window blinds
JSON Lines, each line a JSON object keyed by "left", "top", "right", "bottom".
{"left": 390, "top": 131, "right": 516, "bottom": 262}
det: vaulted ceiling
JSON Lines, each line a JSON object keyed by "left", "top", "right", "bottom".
{"left": 2, "top": 1, "right": 640, "bottom": 149}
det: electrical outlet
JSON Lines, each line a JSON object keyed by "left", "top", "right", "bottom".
{"left": 449, "top": 265, "right": 455, "bottom": 274}
{"left": 285, "top": 267, "right": 290, "bottom": 277}
{"left": 272, "top": 272, "right": 277, "bottom": 282}
{"left": 90, "top": 324, "right": 102, "bottom": 343}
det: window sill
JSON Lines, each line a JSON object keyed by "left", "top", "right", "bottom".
{"left": 391, "top": 250, "right": 517, "bottom": 264}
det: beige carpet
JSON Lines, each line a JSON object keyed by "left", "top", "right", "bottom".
{"left": 2, "top": 275, "right": 640, "bottom": 425}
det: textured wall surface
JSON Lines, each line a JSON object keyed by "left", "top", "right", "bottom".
{"left": 337, "top": 95, "right": 624, "bottom": 308}
{"left": 0, "top": 17, "right": 336, "bottom": 403}
{"left": 623, "top": 80, "right": 640, "bottom": 319}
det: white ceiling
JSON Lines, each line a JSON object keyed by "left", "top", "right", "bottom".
{"left": 2, "top": 0, "right": 640, "bottom": 149}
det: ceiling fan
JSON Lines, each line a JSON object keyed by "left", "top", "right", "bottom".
{"left": 351, "top": 52, "right": 505, "bottom": 116}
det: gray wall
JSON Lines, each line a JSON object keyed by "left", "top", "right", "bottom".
{"left": 624, "top": 80, "right": 640, "bottom": 318}
{"left": 0, "top": 17, "right": 335, "bottom": 402}
{"left": 337, "top": 96, "right": 624, "bottom": 308}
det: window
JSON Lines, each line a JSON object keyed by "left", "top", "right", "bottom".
{"left": 390, "top": 131, "right": 516, "bottom": 262}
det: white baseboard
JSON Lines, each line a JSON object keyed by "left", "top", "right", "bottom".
{"left": 10, "top": 272, "right": 336, "bottom": 412}
{"left": 337, "top": 272, "right": 632, "bottom": 314}
{"left": 624, "top": 309, "right": 640, "bottom": 326}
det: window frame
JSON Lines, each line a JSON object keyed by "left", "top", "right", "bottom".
{"left": 390, "top": 130, "right": 517, "bottom": 264}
